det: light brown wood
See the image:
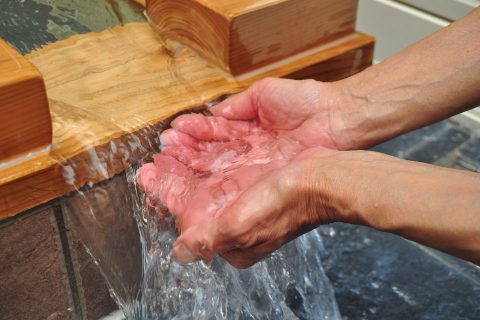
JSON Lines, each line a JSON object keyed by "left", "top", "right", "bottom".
{"left": 133, "top": 0, "right": 146, "bottom": 6}
{"left": 146, "top": 0, "right": 358, "bottom": 75}
{"left": 0, "top": 22, "right": 373, "bottom": 220}
{"left": 0, "top": 38, "right": 51, "bottom": 162}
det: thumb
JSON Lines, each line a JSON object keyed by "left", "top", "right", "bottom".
{"left": 172, "top": 174, "right": 278, "bottom": 263}
{"left": 210, "top": 89, "right": 258, "bottom": 121}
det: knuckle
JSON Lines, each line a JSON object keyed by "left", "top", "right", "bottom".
{"left": 251, "top": 77, "right": 276, "bottom": 94}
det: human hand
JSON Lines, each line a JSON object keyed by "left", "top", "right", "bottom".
{"left": 210, "top": 77, "right": 351, "bottom": 150}
{"left": 169, "top": 147, "right": 344, "bottom": 268}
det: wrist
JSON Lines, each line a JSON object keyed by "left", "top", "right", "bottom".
{"left": 289, "top": 149, "right": 373, "bottom": 226}
{"left": 316, "top": 78, "right": 374, "bottom": 150}
{"left": 326, "top": 65, "right": 424, "bottom": 150}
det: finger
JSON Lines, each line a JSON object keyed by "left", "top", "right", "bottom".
{"left": 153, "top": 154, "right": 189, "bottom": 176}
{"left": 155, "top": 156, "right": 189, "bottom": 216}
{"left": 210, "top": 90, "right": 257, "bottom": 120}
{"left": 172, "top": 169, "right": 285, "bottom": 264}
{"left": 141, "top": 154, "right": 191, "bottom": 216}
{"left": 138, "top": 154, "right": 189, "bottom": 192}
{"left": 171, "top": 114, "right": 255, "bottom": 142}
{"left": 160, "top": 129, "right": 201, "bottom": 150}
{"left": 162, "top": 145, "right": 223, "bottom": 172}
{"left": 162, "top": 146, "right": 199, "bottom": 165}
{"left": 210, "top": 77, "right": 277, "bottom": 120}
{"left": 136, "top": 162, "right": 157, "bottom": 194}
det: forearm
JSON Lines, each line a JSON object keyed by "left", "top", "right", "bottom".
{"left": 330, "top": 8, "right": 480, "bottom": 150}
{"left": 307, "top": 151, "right": 480, "bottom": 264}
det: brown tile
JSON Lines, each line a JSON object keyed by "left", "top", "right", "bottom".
{"left": 69, "top": 236, "right": 117, "bottom": 320}
{"left": 61, "top": 174, "right": 142, "bottom": 319}
{"left": 0, "top": 206, "right": 75, "bottom": 320}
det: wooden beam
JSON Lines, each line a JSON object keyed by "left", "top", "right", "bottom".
{"left": 0, "top": 38, "right": 51, "bottom": 163}
{"left": 146, "top": 0, "right": 358, "bottom": 75}
{"left": 0, "top": 22, "right": 374, "bottom": 220}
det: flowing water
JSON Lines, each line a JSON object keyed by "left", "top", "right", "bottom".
{"left": 59, "top": 102, "right": 341, "bottom": 320}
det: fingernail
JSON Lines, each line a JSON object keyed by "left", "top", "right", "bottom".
{"left": 170, "top": 119, "right": 179, "bottom": 128}
{"left": 173, "top": 244, "right": 196, "bottom": 263}
{"left": 159, "top": 133, "right": 169, "bottom": 146}
{"left": 220, "top": 105, "right": 232, "bottom": 116}
{"left": 212, "top": 104, "right": 228, "bottom": 115}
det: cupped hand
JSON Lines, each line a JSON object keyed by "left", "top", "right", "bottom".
{"left": 209, "top": 77, "right": 349, "bottom": 150}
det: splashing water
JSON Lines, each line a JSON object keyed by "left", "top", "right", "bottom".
{"left": 59, "top": 103, "right": 341, "bottom": 319}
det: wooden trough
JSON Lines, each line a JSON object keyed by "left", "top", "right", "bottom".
{"left": 0, "top": 0, "right": 374, "bottom": 220}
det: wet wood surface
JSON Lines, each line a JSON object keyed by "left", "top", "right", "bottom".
{"left": 147, "top": 0, "right": 358, "bottom": 75}
{"left": 0, "top": 38, "right": 51, "bottom": 162}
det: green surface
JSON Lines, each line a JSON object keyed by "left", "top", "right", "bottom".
{"left": 0, "top": 0, "right": 145, "bottom": 55}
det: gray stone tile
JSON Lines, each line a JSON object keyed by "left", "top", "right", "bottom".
{"left": 458, "top": 137, "right": 480, "bottom": 165}
{"left": 405, "top": 127, "right": 470, "bottom": 163}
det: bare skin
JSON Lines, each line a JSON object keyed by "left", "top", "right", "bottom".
{"left": 146, "top": 8, "right": 480, "bottom": 267}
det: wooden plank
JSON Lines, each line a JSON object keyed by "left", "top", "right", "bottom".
{"left": 146, "top": 0, "right": 358, "bottom": 75}
{"left": 0, "top": 38, "right": 51, "bottom": 162}
{"left": 0, "top": 22, "right": 374, "bottom": 220}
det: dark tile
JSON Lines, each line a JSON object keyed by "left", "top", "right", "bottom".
{"left": 458, "top": 137, "right": 480, "bottom": 164}
{"left": 0, "top": 207, "right": 75, "bottom": 320}
{"left": 370, "top": 121, "right": 447, "bottom": 157}
{"left": 405, "top": 127, "right": 470, "bottom": 163}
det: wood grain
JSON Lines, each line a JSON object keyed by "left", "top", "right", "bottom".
{"left": 0, "top": 38, "right": 51, "bottom": 162}
{"left": 0, "top": 22, "right": 373, "bottom": 220}
{"left": 147, "top": 0, "right": 358, "bottom": 75}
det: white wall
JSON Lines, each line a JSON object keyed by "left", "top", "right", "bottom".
{"left": 356, "top": 0, "right": 480, "bottom": 121}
